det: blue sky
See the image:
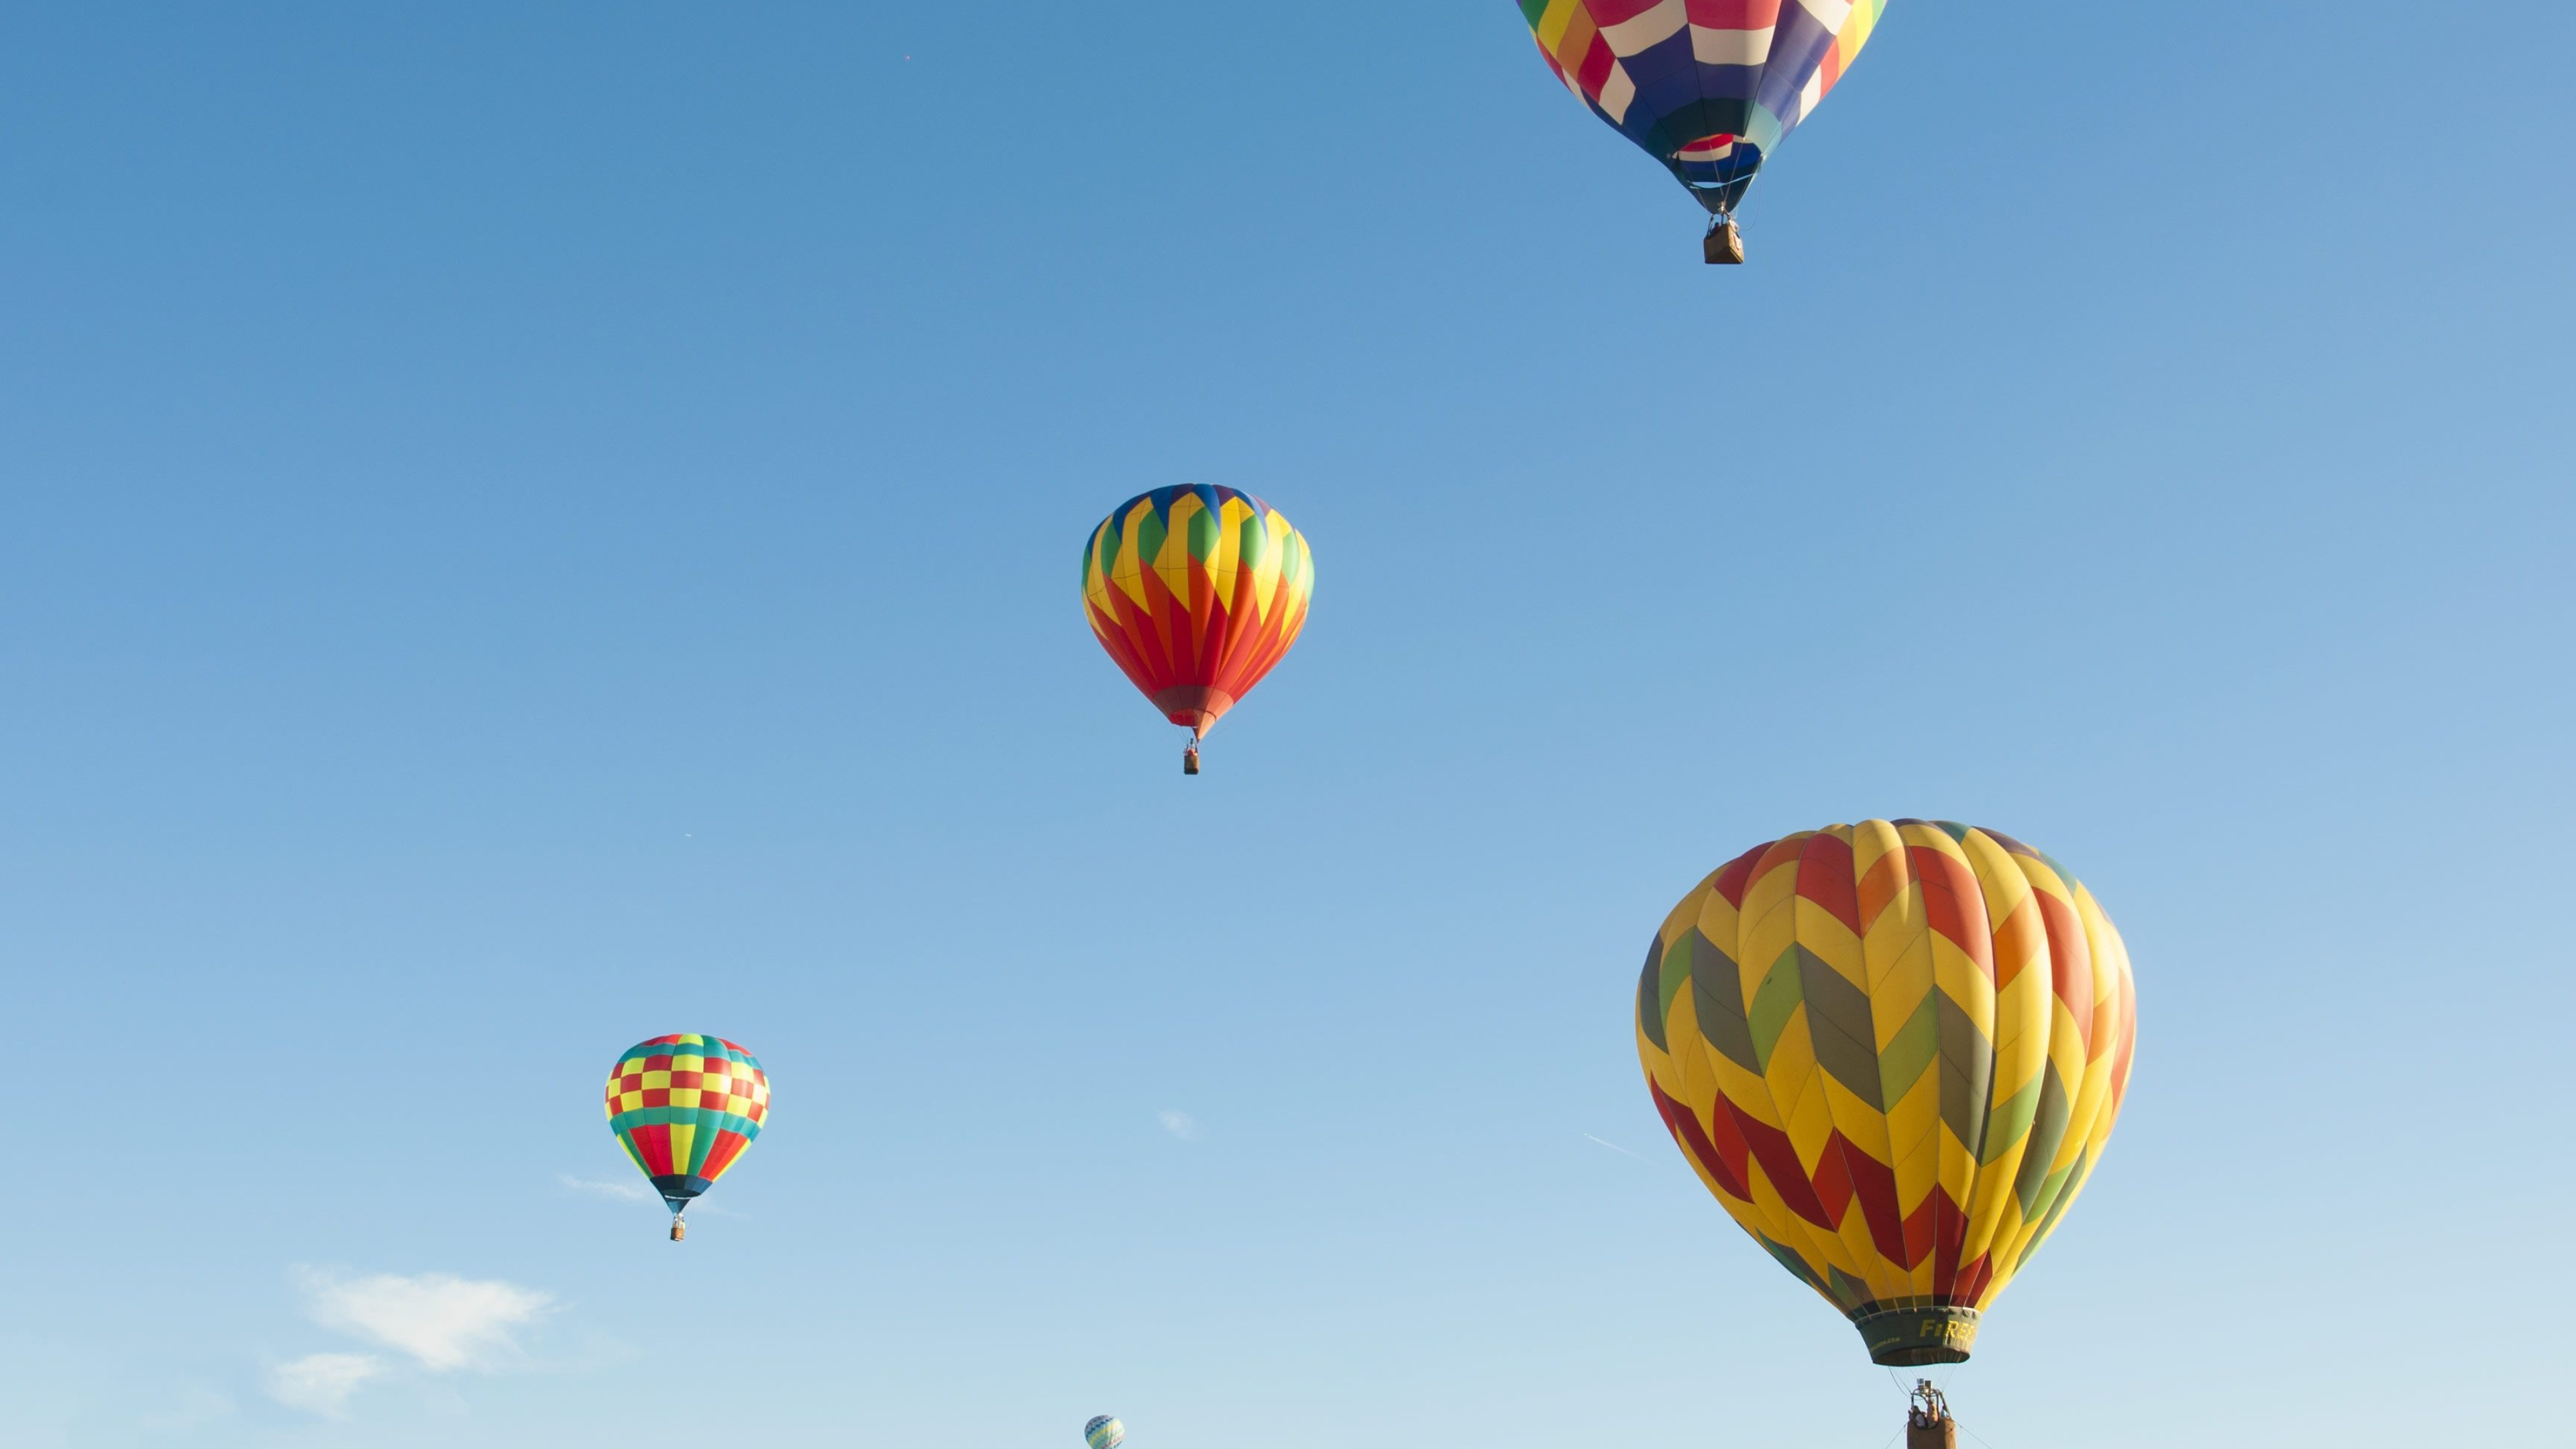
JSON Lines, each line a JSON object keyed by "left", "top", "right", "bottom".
{"left": 3, "top": 4, "right": 2571, "bottom": 1446}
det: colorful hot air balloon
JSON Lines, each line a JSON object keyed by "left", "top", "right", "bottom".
{"left": 1085, "top": 1415, "right": 1126, "bottom": 1449}
{"left": 1521, "top": 0, "right": 1892, "bottom": 261}
{"left": 1081, "top": 486, "right": 1313, "bottom": 775}
{"left": 1636, "top": 822, "right": 2137, "bottom": 1365}
{"left": 603, "top": 1034, "right": 771, "bottom": 1241}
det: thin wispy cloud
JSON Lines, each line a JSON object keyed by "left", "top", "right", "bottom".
{"left": 293, "top": 1268, "right": 553, "bottom": 1373}
{"left": 266, "top": 1353, "right": 383, "bottom": 1419}
{"left": 1158, "top": 1110, "right": 1201, "bottom": 1141}
{"left": 559, "top": 1173, "right": 657, "bottom": 1203}
{"left": 562, "top": 1173, "right": 745, "bottom": 1218}
{"left": 1585, "top": 1133, "right": 1648, "bottom": 1161}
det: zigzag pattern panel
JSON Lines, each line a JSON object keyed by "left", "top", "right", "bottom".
{"left": 1637, "top": 821, "right": 2137, "bottom": 1365}
{"left": 1081, "top": 486, "right": 1314, "bottom": 738}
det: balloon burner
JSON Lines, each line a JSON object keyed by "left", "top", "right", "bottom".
{"left": 1906, "top": 1381, "right": 1956, "bottom": 1449}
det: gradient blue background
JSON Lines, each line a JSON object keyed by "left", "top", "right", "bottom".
{"left": 5, "top": 4, "right": 2570, "bottom": 1446}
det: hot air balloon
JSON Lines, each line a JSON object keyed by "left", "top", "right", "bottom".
{"left": 1521, "top": 0, "right": 1892, "bottom": 262}
{"left": 1636, "top": 822, "right": 2136, "bottom": 1366}
{"left": 603, "top": 1034, "right": 771, "bottom": 1241}
{"left": 1085, "top": 1415, "right": 1126, "bottom": 1449}
{"left": 1081, "top": 486, "right": 1313, "bottom": 775}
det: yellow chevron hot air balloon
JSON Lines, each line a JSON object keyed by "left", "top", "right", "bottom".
{"left": 1635, "top": 821, "right": 2137, "bottom": 1365}
{"left": 1081, "top": 485, "right": 1313, "bottom": 775}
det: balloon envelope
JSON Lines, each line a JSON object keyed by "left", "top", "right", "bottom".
{"left": 1085, "top": 1415, "right": 1126, "bottom": 1449}
{"left": 1636, "top": 822, "right": 2136, "bottom": 1364}
{"left": 1522, "top": 0, "right": 1890, "bottom": 213}
{"left": 1081, "top": 486, "right": 1313, "bottom": 740}
{"left": 603, "top": 1034, "right": 771, "bottom": 1212}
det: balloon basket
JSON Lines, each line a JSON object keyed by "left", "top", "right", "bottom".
{"left": 1704, "top": 220, "right": 1745, "bottom": 265}
{"left": 669, "top": 1217, "right": 686, "bottom": 1242}
{"left": 1906, "top": 1381, "right": 1957, "bottom": 1449}
{"left": 1182, "top": 746, "right": 1201, "bottom": 776}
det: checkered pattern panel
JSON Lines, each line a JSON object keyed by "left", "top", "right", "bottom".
{"left": 604, "top": 1033, "right": 771, "bottom": 1124}
{"left": 603, "top": 1034, "right": 771, "bottom": 1194}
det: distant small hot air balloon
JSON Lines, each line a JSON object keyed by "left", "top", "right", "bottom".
{"left": 1636, "top": 822, "right": 2136, "bottom": 1366}
{"left": 1520, "top": 0, "right": 1894, "bottom": 262}
{"left": 603, "top": 1034, "right": 771, "bottom": 1241}
{"left": 1085, "top": 1415, "right": 1126, "bottom": 1449}
{"left": 1081, "top": 486, "right": 1313, "bottom": 776}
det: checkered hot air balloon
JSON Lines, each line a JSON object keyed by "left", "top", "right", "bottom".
{"left": 1636, "top": 822, "right": 2138, "bottom": 1366}
{"left": 1521, "top": 0, "right": 1893, "bottom": 260}
{"left": 603, "top": 1034, "right": 770, "bottom": 1241}
{"left": 1084, "top": 1415, "right": 1126, "bottom": 1449}
{"left": 1080, "top": 486, "right": 1313, "bottom": 776}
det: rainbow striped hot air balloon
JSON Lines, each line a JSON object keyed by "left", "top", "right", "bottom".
{"left": 1084, "top": 1415, "right": 1126, "bottom": 1449}
{"left": 1637, "top": 822, "right": 2137, "bottom": 1365}
{"left": 1081, "top": 486, "right": 1313, "bottom": 775}
{"left": 603, "top": 1034, "right": 770, "bottom": 1241}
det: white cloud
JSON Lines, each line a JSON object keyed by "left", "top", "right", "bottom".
{"left": 559, "top": 1173, "right": 657, "bottom": 1203}
{"left": 1158, "top": 1110, "right": 1200, "bottom": 1140}
{"left": 294, "top": 1269, "right": 553, "bottom": 1373}
{"left": 266, "top": 1353, "right": 383, "bottom": 1418}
